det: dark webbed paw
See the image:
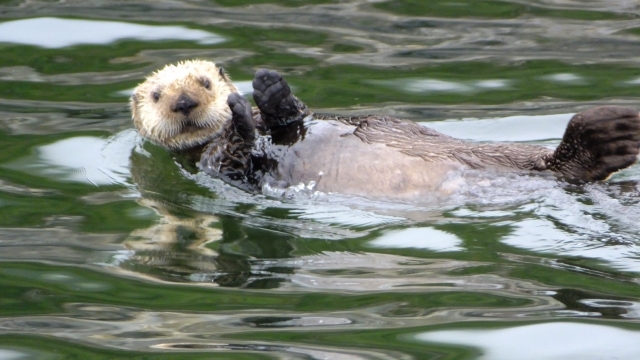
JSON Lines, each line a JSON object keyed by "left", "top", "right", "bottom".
{"left": 252, "top": 69, "right": 292, "bottom": 116}
{"left": 547, "top": 106, "right": 640, "bottom": 181}
{"left": 199, "top": 94, "right": 256, "bottom": 185}
{"left": 228, "top": 93, "right": 255, "bottom": 144}
{"left": 252, "top": 68, "right": 311, "bottom": 128}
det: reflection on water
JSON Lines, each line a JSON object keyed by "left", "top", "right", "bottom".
{"left": 543, "top": 73, "right": 586, "bottom": 84}
{"left": 423, "top": 113, "right": 572, "bottom": 142}
{"left": 372, "top": 78, "right": 511, "bottom": 94}
{"left": 4, "top": 130, "right": 138, "bottom": 186}
{"left": 0, "top": 17, "right": 225, "bottom": 48}
{"left": 416, "top": 322, "right": 640, "bottom": 360}
{"left": 369, "top": 227, "right": 464, "bottom": 252}
{"left": 1, "top": 0, "right": 640, "bottom": 359}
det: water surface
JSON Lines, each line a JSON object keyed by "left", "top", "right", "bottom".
{"left": 1, "top": 0, "right": 640, "bottom": 358}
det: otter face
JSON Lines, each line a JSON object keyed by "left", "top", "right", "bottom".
{"left": 130, "top": 60, "right": 238, "bottom": 150}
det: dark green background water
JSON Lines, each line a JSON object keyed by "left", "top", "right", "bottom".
{"left": 1, "top": 1, "right": 640, "bottom": 359}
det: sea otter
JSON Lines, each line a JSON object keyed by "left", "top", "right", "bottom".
{"left": 130, "top": 60, "right": 640, "bottom": 199}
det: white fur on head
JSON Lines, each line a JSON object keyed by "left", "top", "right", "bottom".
{"left": 130, "top": 60, "right": 239, "bottom": 150}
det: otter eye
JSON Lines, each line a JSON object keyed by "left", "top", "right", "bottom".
{"left": 152, "top": 91, "right": 160, "bottom": 102}
{"left": 202, "top": 78, "right": 211, "bottom": 90}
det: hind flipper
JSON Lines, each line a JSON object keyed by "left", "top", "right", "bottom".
{"left": 252, "top": 68, "right": 311, "bottom": 129}
{"left": 542, "top": 106, "right": 640, "bottom": 181}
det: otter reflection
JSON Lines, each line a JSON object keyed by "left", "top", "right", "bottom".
{"left": 126, "top": 146, "right": 294, "bottom": 288}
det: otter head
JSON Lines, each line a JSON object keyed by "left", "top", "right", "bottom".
{"left": 130, "top": 60, "right": 239, "bottom": 150}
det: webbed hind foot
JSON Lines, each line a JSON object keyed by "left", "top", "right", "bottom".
{"left": 544, "top": 106, "right": 640, "bottom": 181}
{"left": 252, "top": 68, "right": 311, "bottom": 129}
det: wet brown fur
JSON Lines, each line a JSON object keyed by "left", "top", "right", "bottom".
{"left": 130, "top": 60, "right": 238, "bottom": 150}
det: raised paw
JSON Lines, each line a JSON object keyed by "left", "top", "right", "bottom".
{"left": 227, "top": 93, "right": 255, "bottom": 144}
{"left": 548, "top": 106, "right": 640, "bottom": 181}
{"left": 252, "top": 68, "right": 310, "bottom": 129}
{"left": 198, "top": 94, "right": 256, "bottom": 185}
{"left": 252, "top": 68, "right": 292, "bottom": 115}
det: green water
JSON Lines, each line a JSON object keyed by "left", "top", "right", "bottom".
{"left": 0, "top": 1, "right": 640, "bottom": 359}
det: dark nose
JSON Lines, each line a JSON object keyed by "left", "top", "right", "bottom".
{"left": 171, "top": 94, "right": 199, "bottom": 116}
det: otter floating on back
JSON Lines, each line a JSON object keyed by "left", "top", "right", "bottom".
{"left": 130, "top": 60, "right": 640, "bottom": 199}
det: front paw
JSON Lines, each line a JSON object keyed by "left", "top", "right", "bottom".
{"left": 227, "top": 93, "right": 255, "bottom": 143}
{"left": 252, "top": 68, "right": 292, "bottom": 116}
{"left": 550, "top": 106, "right": 640, "bottom": 180}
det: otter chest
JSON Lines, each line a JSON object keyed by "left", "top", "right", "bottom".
{"left": 255, "top": 119, "right": 463, "bottom": 198}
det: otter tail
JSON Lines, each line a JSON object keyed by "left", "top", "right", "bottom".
{"left": 543, "top": 106, "right": 640, "bottom": 181}
{"left": 252, "top": 69, "right": 311, "bottom": 129}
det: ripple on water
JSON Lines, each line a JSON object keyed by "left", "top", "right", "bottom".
{"left": 0, "top": 350, "right": 29, "bottom": 360}
{"left": 0, "top": 1, "right": 640, "bottom": 359}
{"left": 241, "top": 316, "right": 352, "bottom": 327}
{"left": 422, "top": 113, "right": 572, "bottom": 142}
{"left": 0, "top": 17, "right": 225, "bottom": 48}
{"left": 580, "top": 299, "right": 640, "bottom": 319}
{"left": 414, "top": 322, "right": 640, "bottom": 360}
{"left": 370, "top": 78, "right": 511, "bottom": 94}
{"left": 368, "top": 227, "right": 464, "bottom": 252}
{"left": 2, "top": 130, "right": 139, "bottom": 186}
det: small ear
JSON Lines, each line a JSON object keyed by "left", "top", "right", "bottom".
{"left": 218, "top": 67, "right": 227, "bottom": 81}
